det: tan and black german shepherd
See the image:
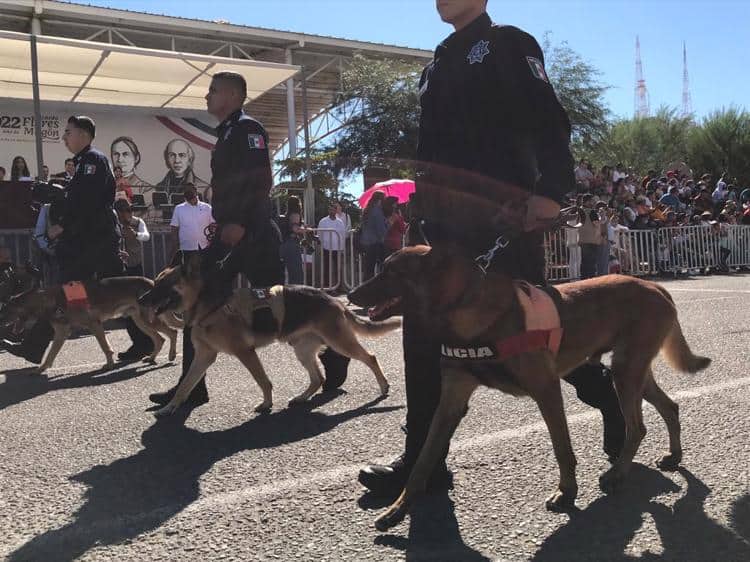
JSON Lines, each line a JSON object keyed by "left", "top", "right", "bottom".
{"left": 347, "top": 245, "right": 711, "bottom": 531}
{"left": 0, "top": 276, "right": 181, "bottom": 374}
{"left": 138, "top": 252, "right": 399, "bottom": 416}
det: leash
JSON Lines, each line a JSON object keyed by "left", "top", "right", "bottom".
{"left": 472, "top": 205, "right": 580, "bottom": 274}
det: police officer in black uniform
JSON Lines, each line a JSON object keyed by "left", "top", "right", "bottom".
{"left": 0, "top": 116, "right": 124, "bottom": 363}
{"left": 148, "top": 71, "right": 348, "bottom": 408}
{"left": 358, "top": 0, "right": 625, "bottom": 497}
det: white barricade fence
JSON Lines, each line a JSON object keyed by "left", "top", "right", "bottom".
{"left": 727, "top": 225, "right": 750, "bottom": 268}
{"left": 301, "top": 228, "right": 344, "bottom": 292}
{"left": 614, "top": 228, "right": 659, "bottom": 276}
{"left": 544, "top": 229, "right": 574, "bottom": 282}
{"left": 4, "top": 225, "right": 750, "bottom": 291}
{"left": 655, "top": 225, "right": 713, "bottom": 274}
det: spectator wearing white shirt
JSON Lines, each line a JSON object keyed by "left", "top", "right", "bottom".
{"left": 169, "top": 184, "right": 213, "bottom": 257}
{"left": 317, "top": 204, "right": 346, "bottom": 290}
{"left": 114, "top": 199, "right": 154, "bottom": 360}
{"left": 335, "top": 201, "right": 352, "bottom": 238}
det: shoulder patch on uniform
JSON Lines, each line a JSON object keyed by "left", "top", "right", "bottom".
{"left": 467, "top": 39, "right": 491, "bottom": 64}
{"left": 84, "top": 164, "right": 97, "bottom": 175}
{"left": 248, "top": 134, "right": 266, "bottom": 150}
{"left": 526, "top": 56, "right": 549, "bottom": 83}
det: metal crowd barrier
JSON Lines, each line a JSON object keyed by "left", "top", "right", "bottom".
{"left": 3, "top": 225, "right": 750, "bottom": 290}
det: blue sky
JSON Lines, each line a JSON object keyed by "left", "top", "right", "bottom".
{"left": 86, "top": 0, "right": 748, "bottom": 121}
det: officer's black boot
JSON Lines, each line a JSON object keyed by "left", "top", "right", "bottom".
{"left": 320, "top": 347, "right": 350, "bottom": 391}
{"left": 564, "top": 362, "right": 625, "bottom": 461}
{"left": 149, "top": 326, "right": 208, "bottom": 407}
{"left": 358, "top": 318, "right": 452, "bottom": 497}
{"left": 0, "top": 319, "right": 54, "bottom": 365}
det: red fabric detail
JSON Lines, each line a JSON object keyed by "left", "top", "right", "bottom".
{"left": 496, "top": 329, "right": 558, "bottom": 361}
{"left": 62, "top": 281, "right": 89, "bottom": 309}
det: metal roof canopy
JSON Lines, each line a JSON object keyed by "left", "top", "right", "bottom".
{"left": 0, "top": 27, "right": 299, "bottom": 183}
{"left": 0, "top": 30, "right": 300, "bottom": 109}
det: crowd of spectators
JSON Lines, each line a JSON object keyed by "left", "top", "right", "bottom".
{"left": 566, "top": 160, "right": 750, "bottom": 278}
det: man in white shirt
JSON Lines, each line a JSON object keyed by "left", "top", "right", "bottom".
{"left": 335, "top": 201, "right": 352, "bottom": 238}
{"left": 317, "top": 204, "right": 346, "bottom": 290}
{"left": 169, "top": 184, "right": 213, "bottom": 257}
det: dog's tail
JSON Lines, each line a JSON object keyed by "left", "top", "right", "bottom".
{"left": 661, "top": 319, "right": 711, "bottom": 374}
{"left": 344, "top": 309, "right": 401, "bottom": 336}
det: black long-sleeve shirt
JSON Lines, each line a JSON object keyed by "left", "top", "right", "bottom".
{"left": 60, "top": 144, "right": 119, "bottom": 247}
{"left": 210, "top": 109, "right": 274, "bottom": 232}
{"left": 415, "top": 13, "right": 575, "bottom": 226}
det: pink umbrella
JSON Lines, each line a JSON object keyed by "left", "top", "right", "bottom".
{"left": 358, "top": 179, "right": 415, "bottom": 209}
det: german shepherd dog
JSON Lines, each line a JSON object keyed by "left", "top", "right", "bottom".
{"left": 0, "top": 276, "right": 181, "bottom": 374}
{"left": 138, "top": 252, "right": 399, "bottom": 416}
{"left": 347, "top": 245, "right": 711, "bottom": 531}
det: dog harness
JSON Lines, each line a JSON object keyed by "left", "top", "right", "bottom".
{"left": 441, "top": 281, "right": 562, "bottom": 363}
{"left": 62, "top": 281, "right": 89, "bottom": 310}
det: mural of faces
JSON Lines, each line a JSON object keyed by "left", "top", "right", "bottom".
{"left": 164, "top": 139, "right": 194, "bottom": 178}
{"left": 110, "top": 137, "right": 141, "bottom": 179}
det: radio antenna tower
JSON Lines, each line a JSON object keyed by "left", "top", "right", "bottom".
{"left": 634, "top": 36, "right": 650, "bottom": 118}
{"left": 681, "top": 41, "right": 693, "bottom": 117}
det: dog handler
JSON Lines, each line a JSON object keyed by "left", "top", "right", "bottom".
{"left": 148, "top": 72, "right": 348, "bottom": 408}
{"left": 358, "top": 0, "right": 626, "bottom": 497}
{"left": 1, "top": 116, "right": 124, "bottom": 362}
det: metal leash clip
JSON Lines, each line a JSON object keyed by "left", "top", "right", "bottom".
{"left": 216, "top": 249, "right": 234, "bottom": 271}
{"left": 475, "top": 234, "right": 511, "bottom": 274}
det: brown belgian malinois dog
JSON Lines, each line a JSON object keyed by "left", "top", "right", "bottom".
{"left": 348, "top": 245, "right": 711, "bottom": 532}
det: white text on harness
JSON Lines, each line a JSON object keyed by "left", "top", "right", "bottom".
{"left": 441, "top": 345, "right": 495, "bottom": 359}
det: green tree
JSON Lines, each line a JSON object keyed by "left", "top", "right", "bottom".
{"left": 333, "top": 54, "right": 423, "bottom": 178}
{"left": 542, "top": 33, "right": 611, "bottom": 151}
{"left": 276, "top": 149, "right": 341, "bottom": 221}
{"left": 588, "top": 107, "right": 693, "bottom": 173}
{"left": 687, "top": 107, "right": 750, "bottom": 184}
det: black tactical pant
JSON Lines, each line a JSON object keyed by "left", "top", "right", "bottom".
{"left": 124, "top": 264, "right": 154, "bottom": 353}
{"left": 401, "top": 223, "right": 623, "bottom": 470}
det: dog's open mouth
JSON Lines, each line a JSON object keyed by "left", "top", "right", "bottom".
{"left": 368, "top": 297, "right": 402, "bottom": 321}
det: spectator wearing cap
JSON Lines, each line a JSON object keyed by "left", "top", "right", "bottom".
{"left": 660, "top": 186, "right": 682, "bottom": 211}
{"left": 115, "top": 198, "right": 154, "bottom": 361}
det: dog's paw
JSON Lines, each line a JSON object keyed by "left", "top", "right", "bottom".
{"left": 143, "top": 356, "right": 157, "bottom": 365}
{"left": 168, "top": 350, "right": 177, "bottom": 362}
{"left": 102, "top": 362, "right": 116, "bottom": 371}
{"left": 254, "top": 401, "right": 272, "bottom": 413}
{"left": 545, "top": 488, "right": 577, "bottom": 513}
{"left": 379, "top": 382, "right": 390, "bottom": 397}
{"left": 655, "top": 452, "right": 682, "bottom": 472}
{"left": 154, "top": 403, "right": 178, "bottom": 417}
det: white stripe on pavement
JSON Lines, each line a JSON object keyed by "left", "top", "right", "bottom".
{"left": 189, "top": 374, "right": 750, "bottom": 512}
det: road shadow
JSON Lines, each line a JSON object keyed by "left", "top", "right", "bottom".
{"left": 6, "top": 392, "right": 401, "bottom": 562}
{"left": 371, "top": 493, "right": 489, "bottom": 561}
{"left": 532, "top": 465, "right": 750, "bottom": 561}
{"left": 731, "top": 493, "right": 750, "bottom": 544}
{"left": 0, "top": 362, "right": 173, "bottom": 412}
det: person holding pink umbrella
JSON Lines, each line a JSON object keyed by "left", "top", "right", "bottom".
{"left": 358, "top": 190, "right": 388, "bottom": 280}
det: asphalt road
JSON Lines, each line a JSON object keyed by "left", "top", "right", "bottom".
{"left": 1, "top": 274, "right": 749, "bottom": 561}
